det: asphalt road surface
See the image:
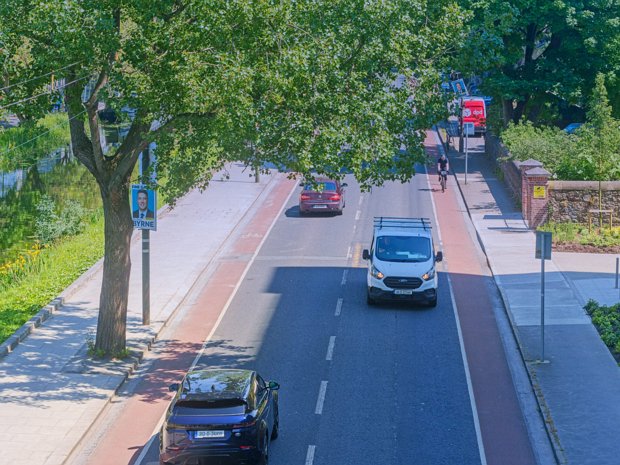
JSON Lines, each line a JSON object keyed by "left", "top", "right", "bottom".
{"left": 140, "top": 170, "right": 482, "bottom": 465}
{"left": 73, "top": 162, "right": 538, "bottom": 465}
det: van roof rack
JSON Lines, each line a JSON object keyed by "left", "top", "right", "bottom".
{"left": 373, "top": 217, "right": 431, "bottom": 230}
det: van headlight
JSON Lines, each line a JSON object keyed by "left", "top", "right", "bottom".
{"left": 370, "top": 265, "right": 385, "bottom": 279}
{"left": 422, "top": 267, "right": 435, "bottom": 281}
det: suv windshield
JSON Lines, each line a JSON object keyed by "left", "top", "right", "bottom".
{"left": 375, "top": 235, "right": 431, "bottom": 262}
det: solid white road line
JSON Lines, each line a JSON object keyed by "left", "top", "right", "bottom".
{"left": 427, "top": 129, "right": 488, "bottom": 465}
{"left": 305, "top": 445, "right": 316, "bottom": 465}
{"left": 326, "top": 336, "right": 336, "bottom": 361}
{"left": 315, "top": 381, "right": 328, "bottom": 414}
{"left": 335, "top": 298, "right": 343, "bottom": 316}
{"left": 341, "top": 269, "right": 348, "bottom": 285}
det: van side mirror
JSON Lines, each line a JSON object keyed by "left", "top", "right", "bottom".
{"left": 362, "top": 249, "right": 370, "bottom": 260}
{"left": 268, "top": 381, "right": 280, "bottom": 390}
{"left": 341, "top": 183, "right": 348, "bottom": 187}
{"left": 169, "top": 383, "right": 180, "bottom": 392}
{"left": 435, "top": 251, "right": 443, "bottom": 262}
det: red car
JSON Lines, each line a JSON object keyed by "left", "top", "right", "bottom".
{"left": 299, "top": 178, "right": 347, "bottom": 216}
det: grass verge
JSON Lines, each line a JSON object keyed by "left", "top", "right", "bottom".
{"left": 0, "top": 216, "right": 104, "bottom": 343}
{"left": 538, "top": 222, "right": 620, "bottom": 250}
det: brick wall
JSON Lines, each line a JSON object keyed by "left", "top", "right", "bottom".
{"left": 485, "top": 134, "right": 523, "bottom": 204}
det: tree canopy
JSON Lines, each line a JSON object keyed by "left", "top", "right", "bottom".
{"left": 457, "top": 0, "right": 620, "bottom": 125}
{"left": 0, "top": 0, "right": 467, "bottom": 354}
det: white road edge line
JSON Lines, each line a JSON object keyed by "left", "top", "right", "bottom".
{"left": 326, "top": 336, "right": 336, "bottom": 361}
{"left": 315, "top": 381, "right": 328, "bottom": 414}
{"left": 134, "top": 175, "right": 299, "bottom": 465}
{"left": 340, "top": 269, "right": 348, "bottom": 285}
{"left": 428, "top": 129, "right": 488, "bottom": 465}
{"left": 305, "top": 445, "right": 316, "bottom": 465}
{"left": 335, "top": 298, "right": 343, "bottom": 316}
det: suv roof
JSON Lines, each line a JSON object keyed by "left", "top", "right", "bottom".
{"left": 180, "top": 369, "right": 253, "bottom": 402}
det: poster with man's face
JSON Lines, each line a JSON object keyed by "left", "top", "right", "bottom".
{"left": 132, "top": 184, "right": 157, "bottom": 230}
{"left": 451, "top": 79, "right": 468, "bottom": 96}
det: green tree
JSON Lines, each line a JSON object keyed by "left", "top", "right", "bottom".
{"left": 0, "top": 0, "right": 466, "bottom": 354}
{"left": 575, "top": 74, "right": 620, "bottom": 213}
{"left": 458, "top": 0, "right": 620, "bottom": 125}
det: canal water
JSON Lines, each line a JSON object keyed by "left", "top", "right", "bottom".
{"left": 0, "top": 146, "right": 101, "bottom": 264}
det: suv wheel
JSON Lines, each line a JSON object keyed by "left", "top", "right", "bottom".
{"left": 271, "top": 408, "right": 279, "bottom": 440}
{"left": 258, "top": 432, "right": 269, "bottom": 465}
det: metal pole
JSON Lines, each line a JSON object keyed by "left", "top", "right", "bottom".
{"left": 540, "top": 234, "right": 546, "bottom": 361}
{"left": 141, "top": 151, "right": 151, "bottom": 325}
{"left": 615, "top": 257, "right": 619, "bottom": 289}
{"left": 465, "top": 131, "right": 468, "bottom": 185}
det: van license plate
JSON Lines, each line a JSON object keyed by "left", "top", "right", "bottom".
{"left": 394, "top": 289, "right": 413, "bottom": 295}
{"left": 195, "top": 430, "right": 225, "bottom": 438}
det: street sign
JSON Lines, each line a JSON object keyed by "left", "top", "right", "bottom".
{"left": 463, "top": 122, "right": 475, "bottom": 136}
{"left": 535, "top": 231, "right": 552, "bottom": 260}
{"left": 533, "top": 185, "right": 546, "bottom": 199}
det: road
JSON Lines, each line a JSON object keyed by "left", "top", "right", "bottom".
{"left": 71, "top": 152, "right": 538, "bottom": 464}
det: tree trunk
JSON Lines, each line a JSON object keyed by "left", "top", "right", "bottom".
{"left": 502, "top": 99, "right": 514, "bottom": 126}
{"left": 95, "top": 180, "right": 134, "bottom": 354}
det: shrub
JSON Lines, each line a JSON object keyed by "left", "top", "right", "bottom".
{"left": 35, "top": 195, "right": 87, "bottom": 244}
{"left": 584, "top": 300, "right": 620, "bottom": 361}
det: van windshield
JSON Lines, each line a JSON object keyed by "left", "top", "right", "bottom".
{"left": 375, "top": 235, "right": 431, "bottom": 262}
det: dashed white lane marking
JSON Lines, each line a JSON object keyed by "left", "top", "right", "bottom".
{"left": 305, "top": 445, "right": 316, "bottom": 465}
{"left": 358, "top": 194, "right": 364, "bottom": 206}
{"left": 326, "top": 336, "right": 336, "bottom": 361}
{"left": 315, "top": 381, "right": 328, "bottom": 414}
{"left": 341, "top": 269, "right": 348, "bottom": 285}
{"left": 355, "top": 210, "right": 361, "bottom": 220}
{"left": 347, "top": 245, "right": 352, "bottom": 259}
{"left": 335, "top": 298, "right": 343, "bottom": 316}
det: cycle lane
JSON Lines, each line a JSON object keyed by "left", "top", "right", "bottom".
{"left": 425, "top": 132, "right": 539, "bottom": 465}
{"left": 74, "top": 175, "right": 298, "bottom": 465}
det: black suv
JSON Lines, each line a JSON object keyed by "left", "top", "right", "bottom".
{"left": 160, "top": 369, "right": 280, "bottom": 465}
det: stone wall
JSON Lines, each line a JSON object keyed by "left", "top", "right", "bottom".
{"left": 548, "top": 181, "right": 620, "bottom": 224}
{"left": 485, "top": 134, "right": 620, "bottom": 227}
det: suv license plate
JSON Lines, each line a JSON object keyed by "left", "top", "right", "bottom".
{"left": 394, "top": 289, "right": 413, "bottom": 295}
{"left": 195, "top": 430, "right": 225, "bottom": 439}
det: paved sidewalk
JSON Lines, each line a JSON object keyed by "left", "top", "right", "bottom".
{"left": 437, "top": 128, "right": 620, "bottom": 465}
{"left": 0, "top": 164, "right": 296, "bottom": 465}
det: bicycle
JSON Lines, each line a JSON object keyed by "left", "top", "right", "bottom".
{"left": 439, "top": 170, "right": 448, "bottom": 192}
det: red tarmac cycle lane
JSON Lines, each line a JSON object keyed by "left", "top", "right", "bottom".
{"left": 425, "top": 132, "right": 537, "bottom": 465}
{"left": 83, "top": 176, "right": 297, "bottom": 465}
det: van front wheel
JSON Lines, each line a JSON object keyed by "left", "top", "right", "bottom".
{"left": 427, "top": 296, "right": 437, "bottom": 308}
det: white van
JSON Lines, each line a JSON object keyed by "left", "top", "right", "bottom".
{"left": 362, "top": 217, "right": 443, "bottom": 307}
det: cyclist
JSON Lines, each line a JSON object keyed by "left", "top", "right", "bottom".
{"left": 437, "top": 154, "right": 449, "bottom": 189}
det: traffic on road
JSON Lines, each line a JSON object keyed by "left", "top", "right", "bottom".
{"left": 68, "top": 150, "right": 538, "bottom": 465}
